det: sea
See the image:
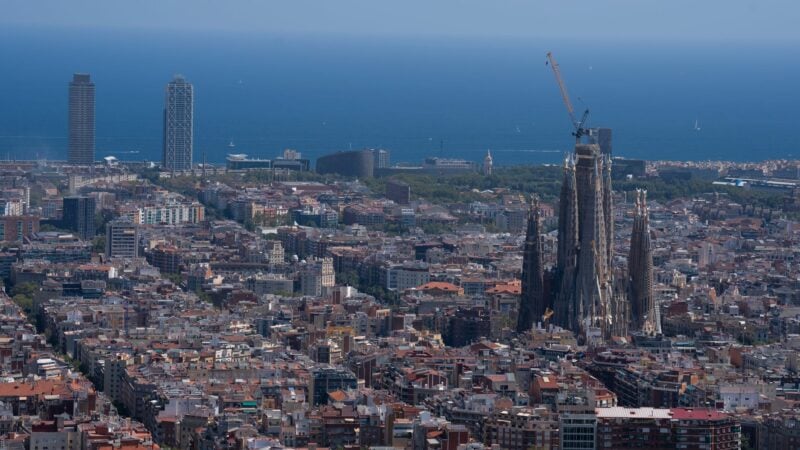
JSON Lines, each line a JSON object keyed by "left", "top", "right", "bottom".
{"left": 1, "top": 26, "right": 798, "bottom": 166}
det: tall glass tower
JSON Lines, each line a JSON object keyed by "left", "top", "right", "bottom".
{"left": 68, "top": 74, "right": 95, "bottom": 165}
{"left": 162, "top": 75, "right": 194, "bottom": 172}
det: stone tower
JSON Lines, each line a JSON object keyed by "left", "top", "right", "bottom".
{"left": 628, "top": 189, "right": 660, "bottom": 335}
{"left": 555, "top": 155, "right": 579, "bottom": 332}
{"left": 483, "top": 150, "right": 493, "bottom": 176}
{"left": 518, "top": 197, "right": 545, "bottom": 333}
{"left": 553, "top": 144, "right": 620, "bottom": 340}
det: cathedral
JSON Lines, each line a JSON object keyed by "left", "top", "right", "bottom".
{"left": 518, "top": 142, "right": 658, "bottom": 342}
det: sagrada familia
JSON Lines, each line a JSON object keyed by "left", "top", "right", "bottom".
{"left": 517, "top": 142, "right": 660, "bottom": 342}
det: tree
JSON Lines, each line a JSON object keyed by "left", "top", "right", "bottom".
{"left": 12, "top": 294, "right": 33, "bottom": 314}
{"left": 166, "top": 273, "right": 183, "bottom": 287}
{"left": 11, "top": 282, "right": 39, "bottom": 315}
{"left": 11, "top": 282, "right": 38, "bottom": 299}
{"left": 92, "top": 236, "right": 106, "bottom": 254}
{"left": 196, "top": 291, "right": 213, "bottom": 304}
{"left": 337, "top": 270, "right": 359, "bottom": 287}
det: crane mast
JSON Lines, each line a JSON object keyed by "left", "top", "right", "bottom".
{"left": 546, "top": 51, "right": 589, "bottom": 143}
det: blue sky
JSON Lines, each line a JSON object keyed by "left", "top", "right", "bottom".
{"left": 3, "top": 0, "right": 798, "bottom": 42}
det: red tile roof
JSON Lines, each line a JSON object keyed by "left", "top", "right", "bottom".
{"left": 670, "top": 408, "right": 729, "bottom": 420}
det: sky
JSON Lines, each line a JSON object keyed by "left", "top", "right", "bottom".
{"left": 3, "top": 0, "right": 799, "bottom": 42}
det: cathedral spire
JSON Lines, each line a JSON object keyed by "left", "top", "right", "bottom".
{"left": 628, "top": 189, "right": 658, "bottom": 335}
{"left": 555, "top": 157, "right": 579, "bottom": 331}
{"left": 482, "top": 149, "right": 493, "bottom": 176}
{"left": 518, "top": 195, "right": 545, "bottom": 333}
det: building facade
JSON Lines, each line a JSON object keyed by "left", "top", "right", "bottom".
{"left": 372, "top": 148, "right": 390, "bottom": 169}
{"left": 595, "top": 407, "right": 741, "bottom": 450}
{"left": 588, "top": 127, "right": 613, "bottom": 155}
{"left": 0, "top": 216, "right": 39, "bottom": 243}
{"left": 68, "top": 73, "right": 95, "bottom": 165}
{"left": 162, "top": 75, "right": 194, "bottom": 172}
{"left": 121, "top": 203, "right": 205, "bottom": 225}
{"left": 105, "top": 219, "right": 139, "bottom": 259}
{"left": 309, "top": 366, "right": 357, "bottom": 406}
{"left": 300, "top": 257, "right": 335, "bottom": 297}
{"left": 62, "top": 196, "right": 96, "bottom": 241}
{"left": 316, "top": 150, "right": 374, "bottom": 178}
{"left": 386, "top": 179, "right": 411, "bottom": 205}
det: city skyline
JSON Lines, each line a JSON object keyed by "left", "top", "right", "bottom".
{"left": 0, "top": 4, "right": 796, "bottom": 449}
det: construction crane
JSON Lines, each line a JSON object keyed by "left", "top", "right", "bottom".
{"left": 546, "top": 51, "right": 589, "bottom": 143}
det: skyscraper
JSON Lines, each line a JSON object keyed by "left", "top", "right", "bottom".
{"left": 162, "top": 75, "right": 194, "bottom": 172}
{"left": 372, "top": 148, "right": 390, "bottom": 170}
{"left": 588, "top": 127, "right": 612, "bottom": 155}
{"left": 627, "top": 189, "right": 660, "bottom": 335}
{"left": 68, "top": 74, "right": 95, "bottom": 165}
{"left": 518, "top": 198, "right": 545, "bottom": 333}
{"left": 62, "top": 196, "right": 96, "bottom": 241}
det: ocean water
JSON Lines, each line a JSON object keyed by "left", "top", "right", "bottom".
{"left": 0, "top": 26, "right": 798, "bottom": 166}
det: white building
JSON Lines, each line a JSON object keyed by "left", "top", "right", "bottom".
{"left": 300, "top": 257, "right": 335, "bottom": 297}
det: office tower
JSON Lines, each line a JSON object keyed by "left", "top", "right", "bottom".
{"left": 588, "top": 127, "right": 612, "bottom": 155}
{"left": 105, "top": 219, "right": 139, "bottom": 258}
{"left": 372, "top": 148, "right": 390, "bottom": 169}
{"left": 385, "top": 179, "right": 411, "bottom": 205}
{"left": 162, "top": 75, "right": 194, "bottom": 172}
{"left": 628, "top": 190, "right": 660, "bottom": 335}
{"left": 553, "top": 144, "right": 624, "bottom": 341}
{"left": 68, "top": 74, "right": 95, "bottom": 165}
{"left": 559, "top": 411, "right": 597, "bottom": 450}
{"left": 518, "top": 198, "right": 545, "bottom": 333}
{"left": 62, "top": 196, "right": 96, "bottom": 241}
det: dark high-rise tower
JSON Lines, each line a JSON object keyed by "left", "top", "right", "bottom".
{"left": 62, "top": 196, "right": 96, "bottom": 241}
{"left": 162, "top": 75, "right": 194, "bottom": 172}
{"left": 588, "top": 128, "right": 612, "bottom": 155}
{"left": 518, "top": 198, "right": 545, "bottom": 333}
{"left": 628, "top": 189, "right": 659, "bottom": 335}
{"left": 68, "top": 74, "right": 95, "bottom": 165}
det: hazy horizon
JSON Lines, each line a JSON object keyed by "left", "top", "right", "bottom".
{"left": 1, "top": 25, "right": 798, "bottom": 165}
{"left": 3, "top": 1, "right": 800, "bottom": 43}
